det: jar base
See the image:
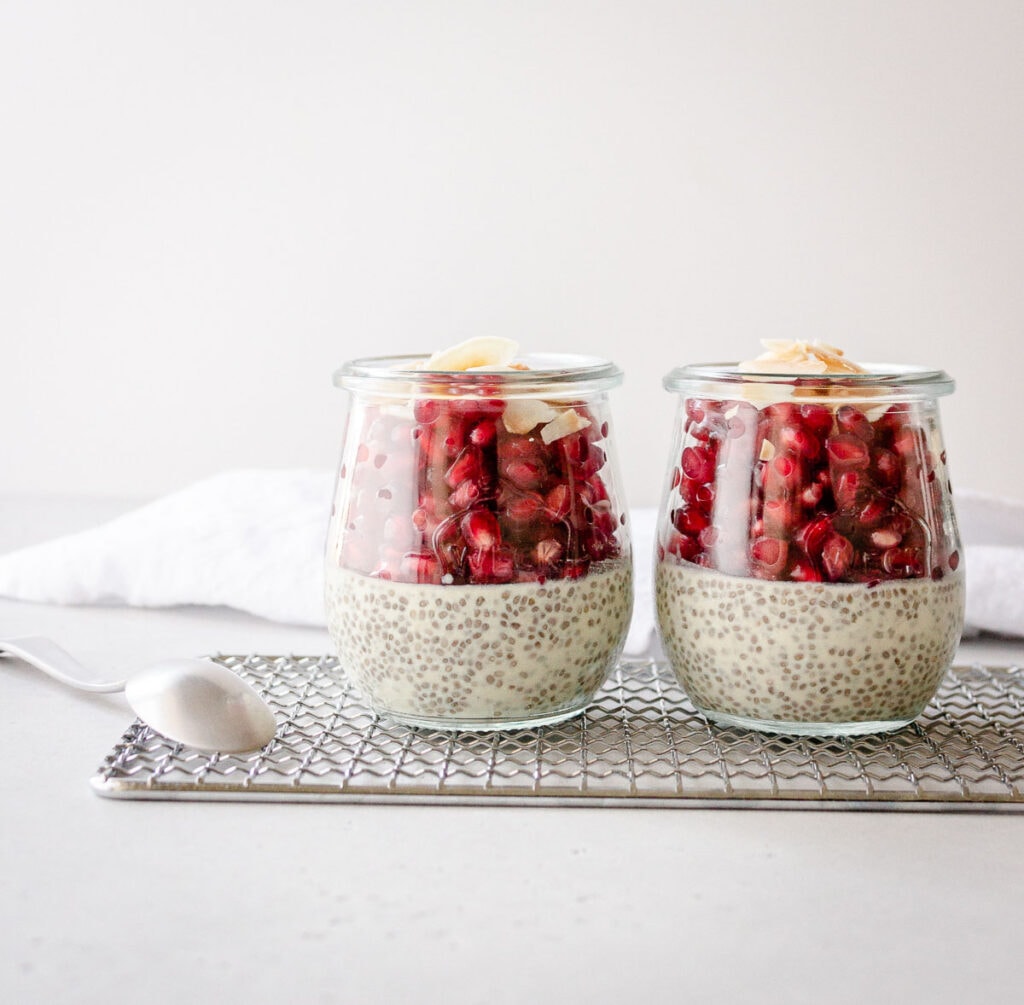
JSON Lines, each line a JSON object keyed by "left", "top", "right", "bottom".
{"left": 698, "top": 706, "right": 919, "bottom": 737}
{"left": 372, "top": 703, "right": 589, "bottom": 733}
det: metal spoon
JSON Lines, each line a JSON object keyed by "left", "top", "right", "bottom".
{"left": 0, "top": 636, "right": 277, "bottom": 753}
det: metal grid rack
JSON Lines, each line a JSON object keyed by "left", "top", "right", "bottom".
{"left": 92, "top": 656, "right": 1024, "bottom": 810}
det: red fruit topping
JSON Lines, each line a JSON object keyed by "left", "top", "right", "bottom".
{"left": 795, "top": 516, "right": 832, "bottom": 559}
{"left": 673, "top": 506, "right": 711, "bottom": 536}
{"left": 790, "top": 558, "right": 824, "bottom": 583}
{"left": 681, "top": 445, "right": 716, "bottom": 483}
{"left": 545, "top": 483, "right": 571, "bottom": 519}
{"left": 400, "top": 551, "right": 442, "bottom": 583}
{"left": 869, "top": 526, "right": 902, "bottom": 550}
{"left": 356, "top": 443, "right": 370, "bottom": 463}
{"left": 468, "top": 547, "right": 516, "bottom": 584}
{"left": 469, "top": 418, "right": 497, "bottom": 447}
{"left": 882, "top": 546, "right": 924, "bottom": 578}
{"left": 449, "top": 479, "right": 482, "bottom": 511}
{"left": 750, "top": 537, "right": 789, "bottom": 578}
{"left": 827, "top": 433, "right": 870, "bottom": 469}
{"left": 821, "top": 533, "right": 854, "bottom": 581}
{"left": 534, "top": 538, "right": 564, "bottom": 567}
{"left": 460, "top": 508, "right": 502, "bottom": 550}
{"left": 445, "top": 448, "right": 483, "bottom": 489}
{"left": 503, "top": 459, "right": 546, "bottom": 492}
{"left": 667, "top": 532, "right": 702, "bottom": 562}
{"left": 836, "top": 405, "right": 874, "bottom": 443}
{"left": 949, "top": 549, "right": 960, "bottom": 571}
{"left": 798, "top": 403, "right": 834, "bottom": 437}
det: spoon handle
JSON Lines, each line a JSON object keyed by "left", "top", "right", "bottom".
{"left": 0, "top": 636, "right": 126, "bottom": 693}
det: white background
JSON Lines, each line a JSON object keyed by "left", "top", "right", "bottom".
{"left": 2, "top": 1, "right": 1022, "bottom": 510}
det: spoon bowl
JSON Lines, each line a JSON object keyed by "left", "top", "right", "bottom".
{"left": 1, "top": 637, "right": 277, "bottom": 753}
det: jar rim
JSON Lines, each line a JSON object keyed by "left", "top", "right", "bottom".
{"left": 335, "top": 352, "right": 623, "bottom": 395}
{"left": 663, "top": 362, "right": 954, "bottom": 397}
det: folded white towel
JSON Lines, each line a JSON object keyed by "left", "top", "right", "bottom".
{"left": 0, "top": 473, "right": 1016, "bottom": 650}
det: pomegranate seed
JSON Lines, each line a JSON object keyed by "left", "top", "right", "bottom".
{"left": 461, "top": 508, "right": 502, "bottom": 550}
{"left": 445, "top": 448, "right": 482, "bottom": 489}
{"left": 798, "top": 403, "right": 833, "bottom": 437}
{"left": 834, "top": 469, "right": 866, "bottom": 511}
{"left": 681, "top": 445, "right": 716, "bottom": 484}
{"left": 698, "top": 526, "right": 719, "bottom": 549}
{"left": 949, "top": 549, "right": 960, "bottom": 571}
{"left": 750, "top": 536, "right": 789, "bottom": 578}
{"left": 795, "top": 516, "right": 832, "bottom": 559}
{"left": 778, "top": 424, "right": 821, "bottom": 462}
{"left": 449, "top": 479, "right": 482, "bottom": 510}
{"left": 790, "top": 558, "right": 823, "bottom": 582}
{"left": 836, "top": 405, "right": 874, "bottom": 443}
{"left": 468, "top": 547, "right": 516, "bottom": 584}
{"left": 684, "top": 399, "right": 707, "bottom": 425}
{"left": 469, "top": 419, "right": 497, "bottom": 447}
{"left": 504, "top": 492, "right": 546, "bottom": 523}
{"left": 667, "top": 533, "right": 701, "bottom": 562}
{"left": 801, "top": 481, "right": 824, "bottom": 508}
{"left": 857, "top": 496, "right": 888, "bottom": 528}
{"left": 762, "top": 498, "right": 798, "bottom": 537}
{"left": 872, "top": 448, "right": 901, "bottom": 489}
{"left": 400, "top": 551, "right": 442, "bottom": 583}
{"left": 882, "top": 546, "right": 924, "bottom": 578}
{"left": 870, "top": 526, "right": 902, "bottom": 549}
{"left": 827, "top": 434, "right": 870, "bottom": 469}
{"left": 413, "top": 399, "right": 440, "bottom": 424}
{"left": 356, "top": 443, "right": 370, "bottom": 463}
{"left": 822, "top": 533, "right": 854, "bottom": 581}
{"left": 534, "top": 538, "right": 564, "bottom": 567}
{"left": 545, "top": 483, "right": 571, "bottom": 518}
{"left": 503, "top": 460, "right": 546, "bottom": 491}
{"left": 670, "top": 467, "right": 682, "bottom": 490}
{"left": 673, "top": 506, "right": 711, "bottom": 536}
{"left": 695, "top": 483, "right": 715, "bottom": 511}
{"left": 893, "top": 426, "right": 927, "bottom": 460}
{"left": 563, "top": 558, "right": 590, "bottom": 579}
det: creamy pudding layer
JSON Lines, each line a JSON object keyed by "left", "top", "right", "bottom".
{"left": 326, "top": 560, "right": 632, "bottom": 726}
{"left": 656, "top": 561, "right": 965, "bottom": 725}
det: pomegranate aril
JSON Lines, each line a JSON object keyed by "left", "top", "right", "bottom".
{"left": 502, "top": 459, "right": 546, "bottom": 492}
{"left": 563, "top": 558, "right": 590, "bottom": 579}
{"left": 666, "top": 532, "right": 701, "bottom": 562}
{"left": 870, "top": 526, "right": 902, "bottom": 549}
{"left": 882, "top": 546, "right": 924, "bottom": 578}
{"left": 836, "top": 405, "right": 874, "bottom": 443}
{"left": 949, "top": 549, "right": 960, "bottom": 571}
{"left": 789, "top": 558, "right": 823, "bottom": 582}
{"left": 681, "top": 445, "right": 716, "bottom": 484}
{"left": 534, "top": 538, "right": 564, "bottom": 567}
{"left": 468, "top": 547, "right": 516, "bottom": 584}
{"left": 750, "top": 536, "right": 789, "bottom": 578}
{"left": 460, "top": 508, "right": 502, "bottom": 550}
{"left": 503, "top": 492, "right": 547, "bottom": 523}
{"left": 821, "top": 533, "right": 854, "bottom": 581}
{"left": 444, "top": 448, "right": 483, "bottom": 490}
{"left": 449, "top": 479, "right": 482, "bottom": 511}
{"left": 762, "top": 497, "right": 799, "bottom": 537}
{"left": 857, "top": 496, "right": 889, "bottom": 529}
{"left": 798, "top": 403, "right": 834, "bottom": 437}
{"left": 673, "top": 506, "right": 711, "bottom": 536}
{"left": 413, "top": 399, "right": 440, "bottom": 424}
{"left": 827, "top": 433, "right": 871, "bottom": 469}
{"left": 401, "top": 551, "right": 442, "bottom": 583}
{"left": 469, "top": 418, "right": 498, "bottom": 447}
{"left": 795, "top": 515, "right": 832, "bottom": 559}
{"left": 545, "top": 483, "right": 571, "bottom": 519}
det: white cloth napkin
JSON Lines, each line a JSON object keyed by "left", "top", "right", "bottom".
{"left": 0, "top": 471, "right": 1017, "bottom": 649}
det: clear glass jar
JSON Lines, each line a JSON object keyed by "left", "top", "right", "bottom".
{"left": 325, "top": 353, "right": 633, "bottom": 731}
{"left": 655, "top": 363, "right": 965, "bottom": 736}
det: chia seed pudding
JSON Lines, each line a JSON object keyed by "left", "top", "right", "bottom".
{"left": 327, "top": 559, "right": 632, "bottom": 729}
{"left": 656, "top": 561, "right": 965, "bottom": 732}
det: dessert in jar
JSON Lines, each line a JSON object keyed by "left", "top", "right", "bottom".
{"left": 655, "top": 340, "right": 965, "bottom": 736}
{"left": 325, "top": 337, "right": 633, "bottom": 731}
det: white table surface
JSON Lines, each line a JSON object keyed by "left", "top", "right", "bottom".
{"left": 2, "top": 494, "right": 1023, "bottom": 1004}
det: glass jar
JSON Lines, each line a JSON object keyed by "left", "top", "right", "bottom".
{"left": 655, "top": 363, "right": 965, "bottom": 736}
{"left": 325, "top": 353, "right": 633, "bottom": 731}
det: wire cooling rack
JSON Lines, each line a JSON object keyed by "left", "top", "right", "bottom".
{"left": 91, "top": 656, "right": 1024, "bottom": 810}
